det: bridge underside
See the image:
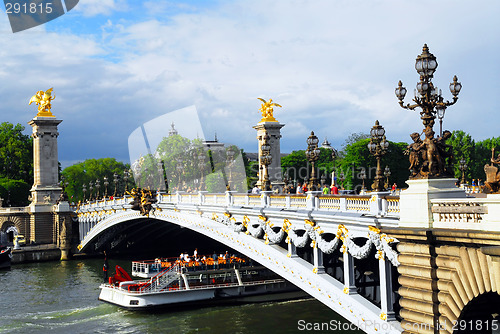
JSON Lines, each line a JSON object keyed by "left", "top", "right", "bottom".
{"left": 82, "top": 218, "right": 227, "bottom": 258}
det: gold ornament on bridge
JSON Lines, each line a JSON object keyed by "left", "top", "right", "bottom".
{"left": 29, "top": 88, "right": 56, "bottom": 117}
{"left": 257, "top": 98, "right": 281, "bottom": 122}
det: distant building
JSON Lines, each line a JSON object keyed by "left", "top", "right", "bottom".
{"left": 168, "top": 122, "right": 178, "bottom": 137}
{"left": 203, "top": 132, "right": 225, "bottom": 153}
{"left": 321, "top": 137, "right": 332, "bottom": 149}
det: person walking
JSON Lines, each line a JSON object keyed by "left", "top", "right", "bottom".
{"left": 391, "top": 183, "right": 397, "bottom": 195}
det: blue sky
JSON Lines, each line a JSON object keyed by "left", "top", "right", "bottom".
{"left": 0, "top": 0, "right": 499, "bottom": 168}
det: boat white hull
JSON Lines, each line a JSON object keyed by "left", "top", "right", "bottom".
{"left": 99, "top": 280, "right": 304, "bottom": 309}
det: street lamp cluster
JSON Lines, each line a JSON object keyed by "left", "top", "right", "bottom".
{"left": 395, "top": 44, "right": 461, "bottom": 178}
{"left": 305, "top": 131, "right": 321, "bottom": 190}
{"left": 368, "top": 120, "right": 390, "bottom": 192}
{"left": 82, "top": 170, "right": 132, "bottom": 202}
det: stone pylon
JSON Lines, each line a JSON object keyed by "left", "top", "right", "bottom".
{"left": 28, "top": 115, "right": 63, "bottom": 244}
{"left": 254, "top": 121, "right": 285, "bottom": 190}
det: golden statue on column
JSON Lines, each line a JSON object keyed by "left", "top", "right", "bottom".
{"left": 29, "top": 88, "right": 56, "bottom": 117}
{"left": 258, "top": 98, "right": 281, "bottom": 123}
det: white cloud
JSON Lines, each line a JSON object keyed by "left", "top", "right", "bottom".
{"left": 0, "top": 0, "right": 498, "bottom": 163}
{"left": 74, "top": 0, "right": 125, "bottom": 17}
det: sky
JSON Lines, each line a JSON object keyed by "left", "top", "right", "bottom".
{"left": 0, "top": 0, "right": 498, "bottom": 168}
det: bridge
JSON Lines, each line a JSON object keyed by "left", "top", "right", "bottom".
{"left": 76, "top": 188, "right": 500, "bottom": 334}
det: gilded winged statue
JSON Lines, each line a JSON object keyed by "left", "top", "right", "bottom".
{"left": 29, "top": 88, "right": 55, "bottom": 117}
{"left": 258, "top": 98, "right": 281, "bottom": 122}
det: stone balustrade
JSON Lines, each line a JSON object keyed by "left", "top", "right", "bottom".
{"left": 431, "top": 194, "right": 500, "bottom": 231}
{"left": 78, "top": 191, "right": 400, "bottom": 218}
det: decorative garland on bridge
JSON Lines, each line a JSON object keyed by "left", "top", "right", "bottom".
{"left": 208, "top": 212, "right": 400, "bottom": 266}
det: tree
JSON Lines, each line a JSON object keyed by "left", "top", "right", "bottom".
{"left": 474, "top": 136, "right": 500, "bottom": 182}
{"left": 62, "top": 158, "right": 133, "bottom": 202}
{"left": 342, "top": 132, "right": 370, "bottom": 151}
{"left": 0, "top": 122, "right": 33, "bottom": 184}
{"left": 281, "top": 148, "right": 337, "bottom": 186}
{"left": 0, "top": 178, "right": 30, "bottom": 207}
{"left": 339, "top": 139, "right": 409, "bottom": 191}
{"left": 446, "top": 130, "right": 475, "bottom": 182}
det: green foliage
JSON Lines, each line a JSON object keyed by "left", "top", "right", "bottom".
{"left": 447, "top": 130, "right": 500, "bottom": 183}
{"left": 281, "top": 148, "right": 336, "bottom": 185}
{"left": 242, "top": 151, "right": 259, "bottom": 189}
{"left": 0, "top": 122, "right": 33, "bottom": 184}
{"left": 474, "top": 136, "right": 500, "bottom": 182}
{"left": 0, "top": 178, "right": 30, "bottom": 207}
{"left": 341, "top": 132, "right": 370, "bottom": 150}
{"left": 339, "top": 139, "right": 408, "bottom": 190}
{"left": 205, "top": 172, "right": 226, "bottom": 193}
{"left": 62, "top": 158, "right": 133, "bottom": 202}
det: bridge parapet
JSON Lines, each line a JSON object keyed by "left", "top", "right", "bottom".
{"left": 0, "top": 207, "right": 29, "bottom": 213}
{"left": 431, "top": 194, "right": 500, "bottom": 231}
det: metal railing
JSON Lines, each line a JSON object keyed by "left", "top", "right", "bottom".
{"left": 139, "top": 263, "right": 180, "bottom": 293}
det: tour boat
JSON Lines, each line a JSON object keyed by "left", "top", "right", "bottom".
{"left": 98, "top": 255, "right": 305, "bottom": 309}
{"left": 0, "top": 246, "right": 12, "bottom": 270}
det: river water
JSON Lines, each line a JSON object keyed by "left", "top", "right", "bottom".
{"left": 0, "top": 258, "right": 363, "bottom": 334}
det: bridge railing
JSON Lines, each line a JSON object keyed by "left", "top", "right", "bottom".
{"left": 76, "top": 191, "right": 400, "bottom": 218}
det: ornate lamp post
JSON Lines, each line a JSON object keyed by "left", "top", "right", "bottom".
{"left": 330, "top": 147, "right": 337, "bottom": 186}
{"left": 103, "top": 176, "right": 109, "bottom": 198}
{"left": 359, "top": 168, "right": 367, "bottom": 192}
{"left": 88, "top": 181, "right": 93, "bottom": 201}
{"left": 198, "top": 152, "right": 206, "bottom": 191}
{"left": 384, "top": 166, "right": 391, "bottom": 190}
{"left": 368, "top": 120, "right": 389, "bottom": 192}
{"left": 157, "top": 160, "right": 164, "bottom": 192}
{"left": 260, "top": 134, "right": 272, "bottom": 191}
{"left": 123, "top": 170, "right": 129, "bottom": 195}
{"left": 82, "top": 184, "right": 87, "bottom": 202}
{"left": 95, "top": 179, "right": 101, "bottom": 199}
{"left": 395, "top": 44, "right": 461, "bottom": 178}
{"left": 459, "top": 158, "right": 468, "bottom": 185}
{"left": 113, "top": 172, "right": 118, "bottom": 197}
{"left": 339, "top": 172, "right": 345, "bottom": 190}
{"left": 226, "top": 146, "right": 236, "bottom": 190}
{"left": 305, "top": 131, "right": 321, "bottom": 190}
{"left": 176, "top": 158, "right": 183, "bottom": 191}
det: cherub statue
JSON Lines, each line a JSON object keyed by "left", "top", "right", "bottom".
{"left": 406, "top": 132, "right": 424, "bottom": 177}
{"left": 257, "top": 98, "right": 281, "bottom": 122}
{"left": 29, "top": 88, "right": 55, "bottom": 117}
{"left": 436, "top": 130, "right": 453, "bottom": 176}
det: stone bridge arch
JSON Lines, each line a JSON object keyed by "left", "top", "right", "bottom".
{"left": 388, "top": 229, "right": 500, "bottom": 334}
{"left": 0, "top": 215, "right": 27, "bottom": 244}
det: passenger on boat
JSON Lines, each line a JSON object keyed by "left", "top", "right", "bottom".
{"left": 212, "top": 252, "right": 218, "bottom": 269}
